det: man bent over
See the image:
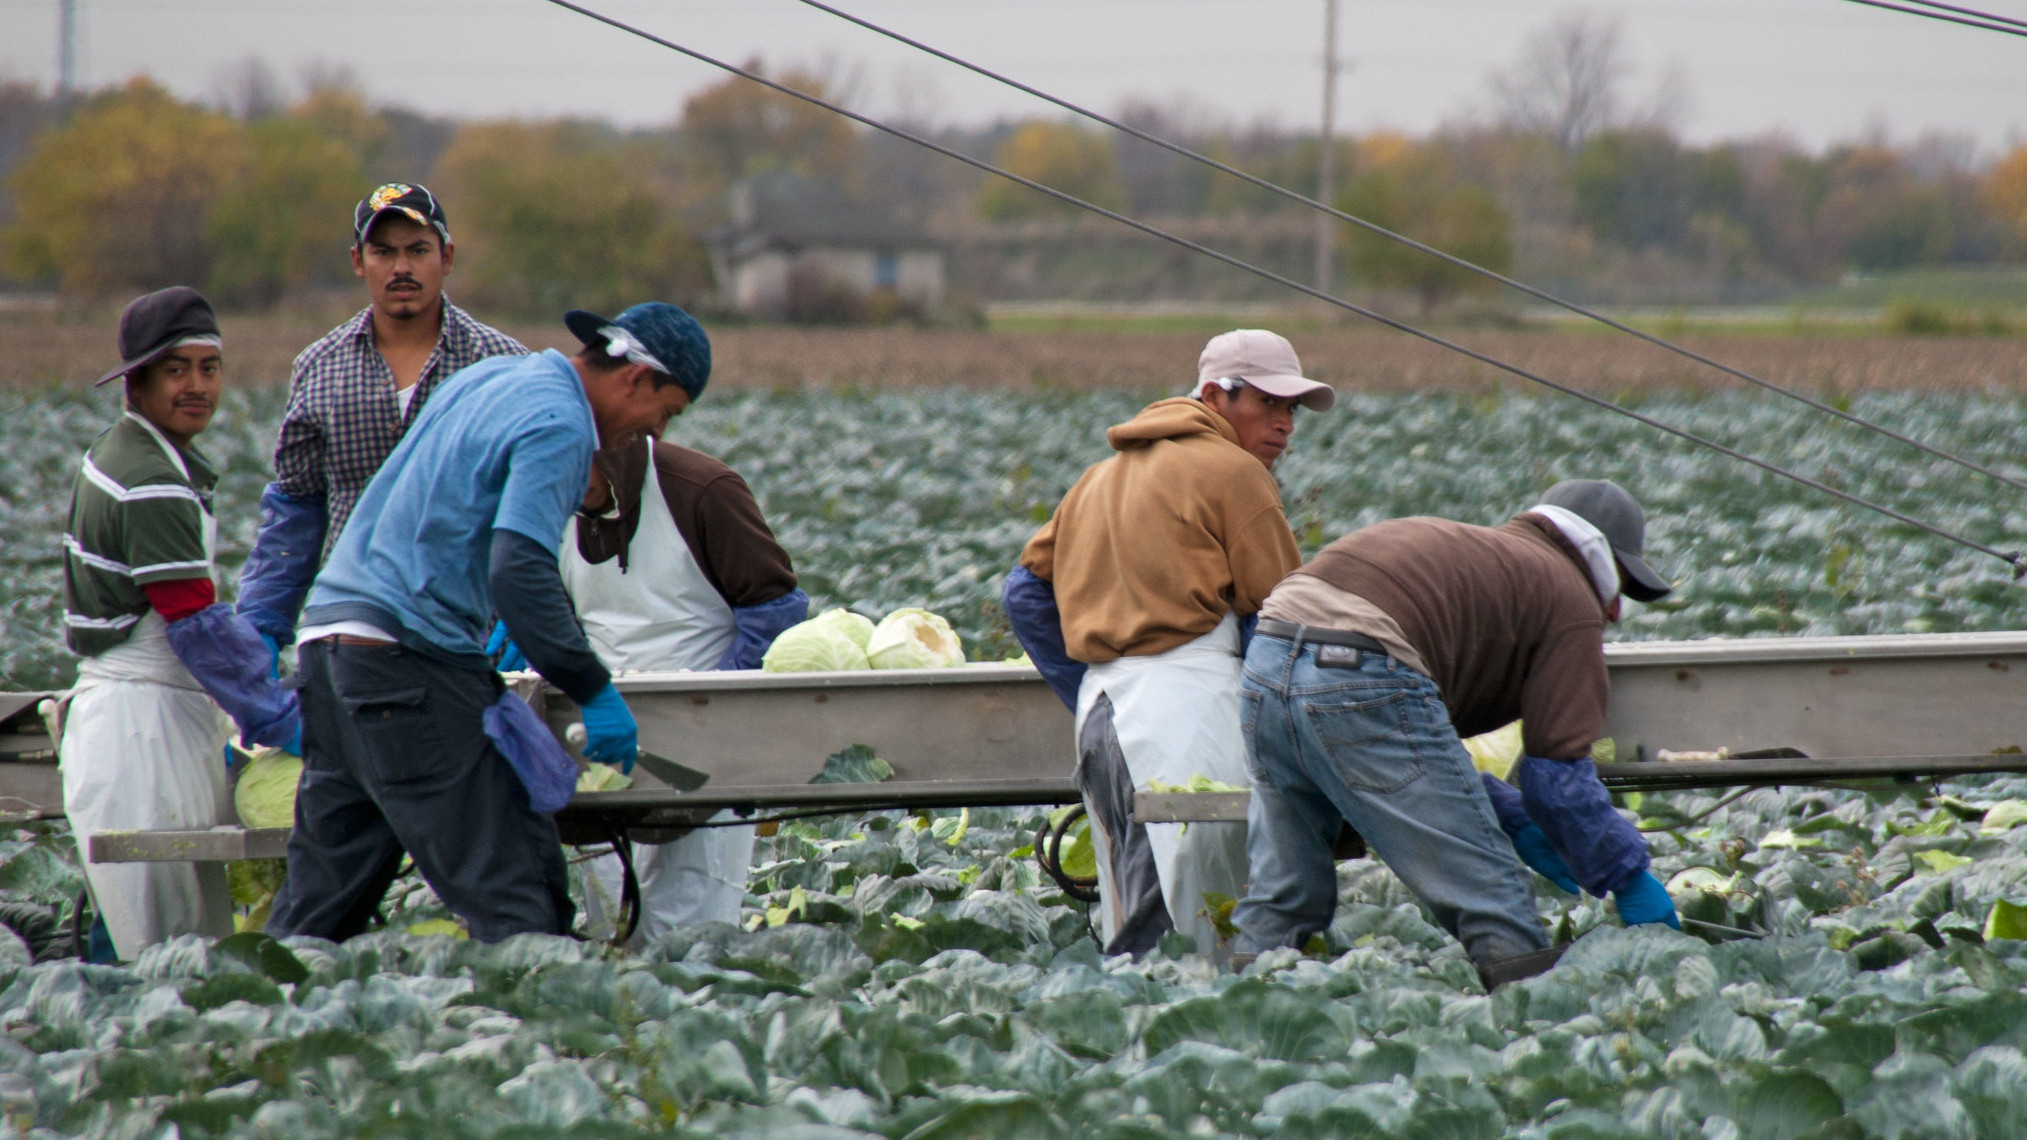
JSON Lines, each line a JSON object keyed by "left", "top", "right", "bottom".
{"left": 1232, "top": 479, "right": 1678, "bottom": 988}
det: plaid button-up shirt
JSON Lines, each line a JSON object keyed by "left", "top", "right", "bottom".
{"left": 272, "top": 300, "right": 528, "bottom": 557}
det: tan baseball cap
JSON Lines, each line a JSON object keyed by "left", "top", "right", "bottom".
{"left": 1194, "top": 328, "right": 1335, "bottom": 411}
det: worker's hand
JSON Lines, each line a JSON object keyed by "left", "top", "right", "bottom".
{"left": 485, "top": 619, "right": 528, "bottom": 672}
{"left": 1510, "top": 824, "right": 1582, "bottom": 894}
{"left": 258, "top": 632, "right": 281, "bottom": 680}
{"left": 578, "top": 683, "right": 638, "bottom": 774}
{"left": 1612, "top": 870, "right": 1681, "bottom": 929}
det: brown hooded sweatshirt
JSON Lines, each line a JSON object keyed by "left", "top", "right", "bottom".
{"left": 1019, "top": 397, "right": 1301, "bottom": 663}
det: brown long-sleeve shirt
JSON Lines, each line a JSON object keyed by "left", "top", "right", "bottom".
{"left": 574, "top": 439, "right": 797, "bottom": 607}
{"left": 1283, "top": 514, "right": 1609, "bottom": 760}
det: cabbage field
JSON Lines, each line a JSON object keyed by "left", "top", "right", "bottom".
{"left": 3, "top": 381, "right": 2027, "bottom": 1137}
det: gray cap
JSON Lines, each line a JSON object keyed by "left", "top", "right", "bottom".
{"left": 1538, "top": 479, "right": 1671, "bottom": 602}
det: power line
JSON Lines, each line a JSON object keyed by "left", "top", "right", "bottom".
{"left": 1897, "top": 0, "right": 2027, "bottom": 30}
{"left": 1836, "top": 0, "right": 2027, "bottom": 37}
{"left": 537, "top": 0, "right": 2024, "bottom": 575}
{"left": 789, "top": 0, "right": 2027, "bottom": 499}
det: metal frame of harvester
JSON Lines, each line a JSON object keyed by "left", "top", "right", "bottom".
{"left": 6, "top": 628, "right": 2027, "bottom": 940}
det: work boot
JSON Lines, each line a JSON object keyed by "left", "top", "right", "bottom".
{"left": 1475, "top": 943, "right": 1570, "bottom": 991}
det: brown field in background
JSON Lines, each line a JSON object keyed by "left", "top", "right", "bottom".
{"left": 4, "top": 311, "right": 2025, "bottom": 394}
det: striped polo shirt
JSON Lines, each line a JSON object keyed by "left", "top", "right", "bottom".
{"left": 62, "top": 412, "right": 217, "bottom": 656}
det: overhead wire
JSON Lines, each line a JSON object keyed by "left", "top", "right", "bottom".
{"left": 1835, "top": 0, "right": 2027, "bottom": 36}
{"left": 792, "top": 0, "right": 2027, "bottom": 496}
{"left": 537, "top": 0, "right": 2024, "bottom": 574}
{"left": 1894, "top": 0, "right": 2027, "bottom": 29}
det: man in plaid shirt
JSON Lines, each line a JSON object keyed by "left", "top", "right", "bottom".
{"left": 237, "top": 184, "right": 527, "bottom": 663}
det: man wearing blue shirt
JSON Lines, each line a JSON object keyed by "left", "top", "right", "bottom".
{"left": 266, "top": 303, "right": 702, "bottom": 943}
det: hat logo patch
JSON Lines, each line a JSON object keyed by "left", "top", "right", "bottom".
{"left": 368, "top": 183, "right": 412, "bottom": 210}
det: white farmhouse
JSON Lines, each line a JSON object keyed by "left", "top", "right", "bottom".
{"left": 706, "top": 172, "right": 945, "bottom": 321}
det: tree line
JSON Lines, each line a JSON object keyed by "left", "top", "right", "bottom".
{"left": 2, "top": 45, "right": 2025, "bottom": 316}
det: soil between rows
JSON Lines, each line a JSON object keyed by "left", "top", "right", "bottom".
{"left": 5, "top": 316, "right": 2025, "bottom": 393}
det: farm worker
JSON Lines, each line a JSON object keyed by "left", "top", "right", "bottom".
{"left": 1003, "top": 329, "right": 1334, "bottom": 957}
{"left": 490, "top": 304, "right": 808, "bottom": 946}
{"left": 236, "top": 183, "right": 527, "bottom": 672}
{"left": 58, "top": 287, "right": 303, "bottom": 959}
{"left": 1231, "top": 479, "right": 1678, "bottom": 988}
{"left": 263, "top": 302, "right": 690, "bottom": 943}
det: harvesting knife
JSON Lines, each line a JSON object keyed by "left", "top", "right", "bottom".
{"left": 631, "top": 749, "right": 710, "bottom": 792}
{"left": 565, "top": 723, "right": 710, "bottom": 791}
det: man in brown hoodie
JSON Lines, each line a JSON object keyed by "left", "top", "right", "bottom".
{"left": 1003, "top": 329, "right": 1333, "bottom": 956}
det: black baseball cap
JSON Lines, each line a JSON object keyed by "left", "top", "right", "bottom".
{"left": 93, "top": 287, "right": 221, "bottom": 388}
{"left": 353, "top": 182, "right": 451, "bottom": 248}
{"left": 1539, "top": 479, "right": 1673, "bottom": 602}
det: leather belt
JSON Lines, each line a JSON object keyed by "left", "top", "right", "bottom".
{"left": 1253, "top": 618, "right": 1388, "bottom": 655}
{"left": 332, "top": 634, "right": 396, "bottom": 647}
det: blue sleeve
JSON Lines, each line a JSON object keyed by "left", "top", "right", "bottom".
{"left": 715, "top": 589, "right": 810, "bottom": 671}
{"left": 490, "top": 529, "right": 610, "bottom": 705}
{"left": 165, "top": 604, "right": 301, "bottom": 750}
{"left": 234, "top": 484, "right": 328, "bottom": 646}
{"left": 1479, "top": 771, "right": 1533, "bottom": 836}
{"left": 1002, "top": 565, "right": 1085, "bottom": 712}
{"left": 1515, "top": 754, "right": 1651, "bottom": 897}
{"left": 493, "top": 413, "right": 593, "bottom": 555}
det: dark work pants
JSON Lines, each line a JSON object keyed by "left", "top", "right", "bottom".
{"left": 1076, "top": 693, "right": 1173, "bottom": 955}
{"left": 266, "top": 640, "right": 574, "bottom": 943}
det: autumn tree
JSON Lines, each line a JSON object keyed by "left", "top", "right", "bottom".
{"left": 1572, "top": 130, "right": 1743, "bottom": 250}
{"left": 3, "top": 79, "right": 246, "bottom": 295}
{"left": 1983, "top": 146, "right": 2027, "bottom": 251}
{"left": 1339, "top": 139, "right": 1513, "bottom": 315}
{"left": 433, "top": 120, "right": 707, "bottom": 317}
{"left": 976, "top": 120, "right": 1126, "bottom": 222}
{"left": 677, "top": 63, "right": 860, "bottom": 211}
{"left": 206, "top": 110, "right": 368, "bottom": 306}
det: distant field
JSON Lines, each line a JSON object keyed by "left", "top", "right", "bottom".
{"left": 5, "top": 309, "right": 2027, "bottom": 393}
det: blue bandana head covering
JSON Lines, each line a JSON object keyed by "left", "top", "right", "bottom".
{"left": 563, "top": 303, "right": 712, "bottom": 400}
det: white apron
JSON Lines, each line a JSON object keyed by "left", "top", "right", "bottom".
{"left": 60, "top": 422, "right": 232, "bottom": 958}
{"left": 1075, "top": 612, "right": 1251, "bottom": 957}
{"left": 561, "top": 439, "right": 752, "bottom": 944}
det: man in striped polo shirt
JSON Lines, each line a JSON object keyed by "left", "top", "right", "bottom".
{"left": 60, "top": 287, "right": 301, "bottom": 960}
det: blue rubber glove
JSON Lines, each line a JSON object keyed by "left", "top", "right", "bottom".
{"left": 1480, "top": 772, "right": 1581, "bottom": 893}
{"left": 578, "top": 683, "right": 638, "bottom": 774}
{"left": 1613, "top": 870, "right": 1681, "bottom": 928}
{"left": 485, "top": 619, "right": 528, "bottom": 672}
{"left": 282, "top": 724, "right": 303, "bottom": 758}
{"left": 258, "top": 632, "right": 281, "bottom": 680}
{"left": 1512, "top": 823, "right": 1582, "bottom": 894}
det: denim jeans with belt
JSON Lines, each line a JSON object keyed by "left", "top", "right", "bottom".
{"left": 1231, "top": 632, "right": 1549, "bottom": 965}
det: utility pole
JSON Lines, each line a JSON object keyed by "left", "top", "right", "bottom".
{"left": 57, "top": 0, "right": 79, "bottom": 95}
{"left": 1314, "top": 0, "right": 1339, "bottom": 296}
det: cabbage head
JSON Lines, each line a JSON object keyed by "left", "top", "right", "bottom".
{"left": 866, "top": 608, "right": 965, "bottom": 669}
{"left": 1463, "top": 721, "right": 1523, "bottom": 780}
{"left": 808, "top": 607, "right": 876, "bottom": 651}
{"left": 763, "top": 619, "right": 872, "bottom": 673}
{"left": 235, "top": 750, "right": 304, "bottom": 830}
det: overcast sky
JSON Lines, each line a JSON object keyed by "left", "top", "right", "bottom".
{"left": 3, "top": 0, "right": 2023, "bottom": 155}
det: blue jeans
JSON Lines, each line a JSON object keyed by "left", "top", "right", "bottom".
{"left": 1231, "top": 633, "right": 1549, "bottom": 965}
